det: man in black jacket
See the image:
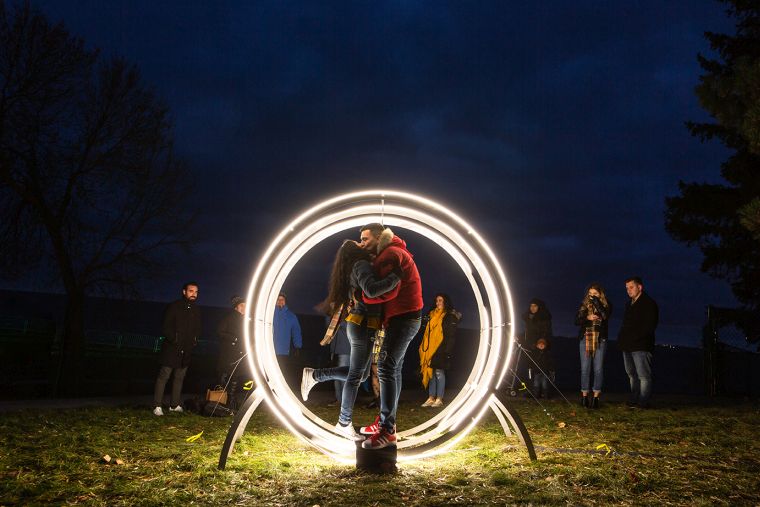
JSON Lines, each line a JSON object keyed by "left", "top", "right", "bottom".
{"left": 617, "top": 276, "right": 658, "bottom": 408}
{"left": 152, "top": 282, "right": 202, "bottom": 416}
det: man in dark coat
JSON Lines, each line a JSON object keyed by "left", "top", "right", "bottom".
{"left": 217, "top": 295, "right": 249, "bottom": 408}
{"left": 152, "top": 282, "right": 202, "bottom": 416}
{"left": 617, "top": 276, "right": 659, "bottom": 408}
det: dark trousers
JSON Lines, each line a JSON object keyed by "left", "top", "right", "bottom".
{"left": 277, "top": 354, "right": 301, "bottom": 391}
{"left": 153, "top": 365, "right": 188, "bottom": 407}
{"left": 623, "top": 351, "right": 653, "bottom": 406}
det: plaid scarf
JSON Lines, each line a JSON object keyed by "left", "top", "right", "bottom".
{"left": 372, "top": 328, "right": 384, "bottom": 362}
{"left": 320, "top": 303, "right": 348, "bottom": 346}
{"left": 584, "top": 324, "right": 599, "bottom": 357}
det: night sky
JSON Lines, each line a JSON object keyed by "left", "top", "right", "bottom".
{"left": 9, "top": 1, "right": 743, "bottom": 346}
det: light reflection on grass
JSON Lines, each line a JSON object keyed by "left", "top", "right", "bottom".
{"left": 1, "top": 398, "right": 758, "bottom": 505}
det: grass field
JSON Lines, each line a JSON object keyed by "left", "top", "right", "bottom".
{"left": 1, "top": 395, "right": 758, "bottom": 506}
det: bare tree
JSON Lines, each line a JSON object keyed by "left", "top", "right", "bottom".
{"left": 0, "top": 2, "right": 194, "bottom": 393}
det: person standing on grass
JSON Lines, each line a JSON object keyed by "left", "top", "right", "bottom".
{"left": 521, "top": 298, "right": 553, "bottom": 396}
{"left": 358, "top": 224, "right": 424, "bottom": 450}
{"left": 522, "top": 298, "right": 553, "bottom": 347}
{"left": 273, "top": 292, "right": 302, "bottom": 388}
{"left": 419, "top": 293, "right": 461, "bottom": 408}
{"left": 217, "top": 295, "right": 249, "bottom": 410}
{"left": 153, "top": 282, "right": 202, "bottom": 416}
{"left": 575, "top": 283, "right": 612, "bottom": 409}
{"left": 528, "top": 337, "right": 555, "bottom": 399}
{"left": 618, "top": 276, "right": 659, "bottom": 409}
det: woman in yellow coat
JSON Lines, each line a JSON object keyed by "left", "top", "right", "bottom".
{"left": 419, "top": 293, "right": 461, "bottom": 408}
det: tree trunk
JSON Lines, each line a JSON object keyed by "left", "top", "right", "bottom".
{"left": 53, "top": 288, "right": 85, "bottom": 397}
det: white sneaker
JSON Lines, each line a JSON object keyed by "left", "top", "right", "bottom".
{"left": 421, "top": 397, "right": 435, "bottom": 407}
{"left": 169, "top": 405, "right": 183, "bottom": 413}
{"left": 334, "top": 421, "right": 364, "bottom": 441}
{"left": 153, "top": 406, "right": 164, "bottom": 416}
{"left": 301, "top": 367, "right": 317, "bottom": 401}
{"left": 431, "top": 398, "right": 444, "bottom": 408}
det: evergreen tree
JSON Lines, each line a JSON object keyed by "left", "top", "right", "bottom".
{"left": 665, "top": 0, "right": 760, "bottom": 344}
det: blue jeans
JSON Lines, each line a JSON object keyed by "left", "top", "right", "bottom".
{"left": 378, "top": 315, "right": 422, "bottom": 432}
{"left": 333, "top": 353, "right": 350, "bottom": 401}
{"left": 623, "top": 351, "right": 653, "bottom": 406}
{"left": 313, "top": 322, "right": 373, "bottom": 425}
{"left": 428, "top": 369, "right": 446, "bottom": 398}
{"left": 579, "top": 339, "right": 606, "bottom": 393}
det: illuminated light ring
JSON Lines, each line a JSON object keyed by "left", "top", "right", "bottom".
{"left": 243, "top": 190, "right": 516, "bottom": 462}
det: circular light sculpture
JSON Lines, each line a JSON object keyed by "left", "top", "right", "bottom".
{"left": 226, "top": 190, "right": 528, "bottom": 465}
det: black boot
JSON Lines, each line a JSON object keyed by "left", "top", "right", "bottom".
{"left": 591, "top": 396, "right": 600, "bottom": 409}
{"left": 581, "top": 395, "right": 589, "bottom": 408}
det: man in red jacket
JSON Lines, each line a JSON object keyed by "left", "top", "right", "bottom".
{"left": 357, "top": 223, "right": 424, "bottom": 449}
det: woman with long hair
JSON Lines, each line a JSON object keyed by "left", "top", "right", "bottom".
{"left": 300, "top": 240, "right": 401, "bottom": 439}
{"left": 575, "top": 283, "right": 612, "bottom": 409}
{"left": 419, "top": 293, "right": 461, "bottom": 408}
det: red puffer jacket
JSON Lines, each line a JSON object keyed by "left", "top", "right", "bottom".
{"left": 363, "top": 230, "right": 423, "bottom": 323}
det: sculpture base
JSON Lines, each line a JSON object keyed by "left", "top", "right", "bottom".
{"left": 355, "top": 439, "right": 397, "bottom": 474}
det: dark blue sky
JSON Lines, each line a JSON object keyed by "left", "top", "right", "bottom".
{"left": 11, "top": 1, "right": 743, "bottom": 346}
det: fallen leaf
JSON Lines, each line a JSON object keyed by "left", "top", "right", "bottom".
{"left": 186, "top": 431, "right": 204, "bottom": 443}
{"left": 115, "top": 459, "right": 124, "bottom": 465}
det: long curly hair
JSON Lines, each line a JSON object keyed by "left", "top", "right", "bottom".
{"left": 427, "top": 293, "right": 453, "bottom": 314}
{"left": 317, "top": 240, "right": 372, "bottom": 315}
{"left": 580, "top": 283, "right": 609, "bottom": 317}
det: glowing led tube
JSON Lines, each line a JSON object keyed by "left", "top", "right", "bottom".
{"left": 243, "top": 190, "right": 515, "bottom": 461}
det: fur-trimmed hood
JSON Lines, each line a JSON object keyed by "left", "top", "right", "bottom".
{"left": 377, "top": 227, "right": 395, "bottom": 254}
{"left": 377, "top": 227, "right": 412, "bottom": 256}
{"left": 363, "top": 227, "right": 423, "bottom": 321}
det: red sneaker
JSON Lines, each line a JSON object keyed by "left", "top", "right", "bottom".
{"left": 361, "top": 427, "right": 397, "bottom": 449}
{"left": 359, "top": 415, "right": 380, "bottom": 435}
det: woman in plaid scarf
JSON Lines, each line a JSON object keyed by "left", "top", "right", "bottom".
{"left": 574, "top": 283, "right": 612, "bottom": 409}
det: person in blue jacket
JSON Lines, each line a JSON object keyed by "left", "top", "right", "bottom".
{"left": 274, "top": 292, "right": 302, "bottom": 387}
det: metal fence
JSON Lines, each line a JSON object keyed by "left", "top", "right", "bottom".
{"left": 704, "top": 305, "right": 760, "bottom": 397}
{"left": 0, "top": 316, "right": 221, "bottom": 397}
{"left": 84, "top": 330, "right": 162, "bottom": 352}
